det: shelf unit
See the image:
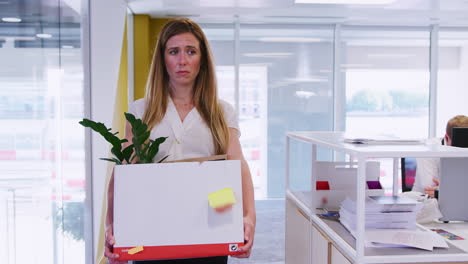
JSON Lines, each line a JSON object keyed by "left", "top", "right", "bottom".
{"left": 285, "top": 131, "right": 468, "bottom": 264}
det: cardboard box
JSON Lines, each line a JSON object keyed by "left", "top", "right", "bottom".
{"left": 113, "top": 159, "right": 244, "bottom": 261}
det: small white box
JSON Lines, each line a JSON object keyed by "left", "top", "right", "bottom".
{"left": 113, "top": 160, "right": 244, "bottom": 261}
{"left": 314, "top": 161, "right": 384, "bottom": 209}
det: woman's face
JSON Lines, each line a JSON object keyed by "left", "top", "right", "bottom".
{"left": 164, "top": 32, "right": 202, "bottom": 89}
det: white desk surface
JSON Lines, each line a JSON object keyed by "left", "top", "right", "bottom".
{"left": 287, "top": 131, "right": 468, "bottom": 158}
{"left": 423, "top": 221, "right": 468, "bottom": 252}
{"left": 288, "top": 191, "right": 468, "bottom": 259}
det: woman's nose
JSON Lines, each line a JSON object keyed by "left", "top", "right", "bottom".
{"left": 178, "top": 54, "right": 187, "bottom": 65}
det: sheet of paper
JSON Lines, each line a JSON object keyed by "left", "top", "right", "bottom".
{"left": 365, "top": 230, "right": 436, "bottom": 251}
{"left": 431, "top": 232, "right": 449, "bottom": 248}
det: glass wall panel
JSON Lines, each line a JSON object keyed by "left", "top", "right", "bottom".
{"left": 437, "top": 29, "right": 468, "bottom": 138}
{"left": 202, "top": 23, "right": 335, "bottom": 198}
{"left": 240, "top": 24, "right": 335, "bottom": 198}
{"left": 201, "top": 23, "right": 235, "bottom": 104}
{"left": 341, "top": 27, "right": 430, "bottom": 194}
{"left": 0, "top": 1, "right": 86, "bottom": 263}
{"left": 341, "top": 27, "right": 431, "bottom": 139}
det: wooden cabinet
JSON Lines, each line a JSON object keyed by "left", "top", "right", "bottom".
{"left": 286, "top": 132, "right": 468, "bottom": 263}
{"left": 285, "top": 198, "right": 352, "bottom": 264}
{"left": 331, "top": 245, "right": 352, "bottom": 264}
{"left": 285, "top": 198, "right": 310, "bottom": 264}
{"left": 311, "top": 226, "right": 330, "bottom": 264}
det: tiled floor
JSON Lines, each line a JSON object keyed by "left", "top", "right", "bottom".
{"left": 229, "top": 199, "right": 285, "bottom": 264}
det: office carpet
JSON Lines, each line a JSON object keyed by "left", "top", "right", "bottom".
{"left": 130, "top": 199, "right": 286, "bottom": 264}
{"left": 229, "top": 199, "right": 285, "bottom": 264}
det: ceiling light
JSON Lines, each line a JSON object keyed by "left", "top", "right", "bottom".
{"left": 243, "top": 52, "right": 293, "bottom": 58}
{"left": 296, "top": 0, "right": 396, "bottom": 4}
{"left": 340, "top": 63, "right": 372, "bottom": 68}
{"left": 62, "top": 45, "right": 74, "bottom": 49}
{"left": 367, "top": 53, "right": 415, "bottom": 58}
{"left": 36, "top": 33, "right": 52, "bottom": 39}
{"left": 2, "top": 17, "right": 22, "bottom": 23}
{"left": 259, "top": 37, "right": 323, "bottom": 43}
{"left": 295, "top": 91, "right": 316, "bottom": 99}
{"left": 287, "top": 77, "right": 328, "bottom": 83}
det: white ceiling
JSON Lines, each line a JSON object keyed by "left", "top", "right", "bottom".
{"left": 126, "top": 0, "right": 468, "bottom": 26}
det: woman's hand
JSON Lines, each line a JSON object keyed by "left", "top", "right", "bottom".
{"left": 104, "top": 225, "right": 127, "bottom": 264}
{"left": 233, "top": 216, "right": 255, "bottom": 258}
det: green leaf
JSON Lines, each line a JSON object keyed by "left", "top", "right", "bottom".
{"left": 111, "top": 146, "right": 124, "bottom": 162}
{"left": 83, "top": 112, "right": 169, "bottom": 165}
{"left": 122, "top": 144, "right": 134, "bottom": 164}
{"left": 137, "top": 131, "right": 151, "bottom": 145}
{"left": 79, "top": 118, "right": 129, "bottom": 163}
{"left": 147, "top": 137, "right": 168, "bottom": 162}
{"left": 124, "top": 112, "right": 136, "bottom": 123}
{"left": 139, "top": 143, "right": 151, "bottom": 163}
{"left": 79, "top": 118, "right": 122, "bottom": 150}
{"left": 99, "top": 157, "right": 121, "bottom": 165}
{"left": 158, "top": 155, "right": 169, "bottom": 163}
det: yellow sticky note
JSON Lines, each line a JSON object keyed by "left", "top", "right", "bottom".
{"left": 208, "top": 188, "right": 236, "bottom": 209}
{"left": 128, "top": 245, "right": 144, "bottom": 255}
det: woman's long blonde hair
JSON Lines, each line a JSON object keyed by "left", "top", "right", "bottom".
{"left": 142, "top": 18, "right": 229, "bottom": 154}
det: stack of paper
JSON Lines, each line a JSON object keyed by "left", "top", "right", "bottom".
{"left": 365, "top": 229, "right": 448, "bottom": 251}
{"left": 339, "top": 196, "right": 448, "bottom": 250}
{"left": 339, "top": 196, "right": 423, "bottom": 232}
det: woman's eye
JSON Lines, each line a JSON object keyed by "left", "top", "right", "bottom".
{"left": 188, "top": 50, "right": 196, "bottom": 55}
{"left": 169, "top": 50, "right": 178, "bottom": 55}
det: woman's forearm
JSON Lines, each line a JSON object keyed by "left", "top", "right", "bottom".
{"left": 241, "top": 159, "right": 256, "bottom": 224}
{"left": 106, "top": 170, "right": 115, "bottom": 227}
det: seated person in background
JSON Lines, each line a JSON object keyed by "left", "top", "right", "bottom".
{"left": 412, "top": 115, "right": 468, "bottom": 197}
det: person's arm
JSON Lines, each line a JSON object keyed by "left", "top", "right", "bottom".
{"left": 104, "top": 121, "right": 133, "bottom": 264}
{"left": 226, "top": 128, "right": 256, "bottom": 258}
{"left": 424, "top": 178, "right": 440, "bottom": 198}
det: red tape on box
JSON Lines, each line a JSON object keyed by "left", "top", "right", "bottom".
{"left": 115, "top": 242, "right": 245, "bottom": 261}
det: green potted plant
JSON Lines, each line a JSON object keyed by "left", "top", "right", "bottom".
{"left": 79, "top": 112, "right": 168, "bottom": 164}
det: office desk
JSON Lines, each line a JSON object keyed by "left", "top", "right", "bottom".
{"left": 285, "top": 131, "right": 468, "bottom": 264}
{"left": 424, "top": 222, "right": 468, "bottom": 252}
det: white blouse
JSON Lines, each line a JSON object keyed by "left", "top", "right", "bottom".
{"left": 128, "top": 97, "right": 239, "bottom": 162}
{"left": 412, "top": 138, "right": 442, "bottom": 193}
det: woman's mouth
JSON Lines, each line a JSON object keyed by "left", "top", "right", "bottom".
{"left": 176, "top": 71, "right": 189, "bottom": 75}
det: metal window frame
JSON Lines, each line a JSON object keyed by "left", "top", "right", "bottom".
{"left": 429, "top": 24, "right": 439, "bottom": 138}
{"left": 81, "top": 0, "right": 94, "bottom": 263}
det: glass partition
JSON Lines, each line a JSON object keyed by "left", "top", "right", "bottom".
{"left": 342, "top": 27, "right": 431, "bottom": 139}
{"left": 0, "top": 0, "right": 86, "bottom": 263}
{"left": 436, "top": 28, "right": 468, "bottom": 137}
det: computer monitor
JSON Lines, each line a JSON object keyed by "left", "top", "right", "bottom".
{"left": 401, "top": 157, "right": 417, "bottom": 192}
{"left": 451, "top": 127, "right": 468, "bottom": 148}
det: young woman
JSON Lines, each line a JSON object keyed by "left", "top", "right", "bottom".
{"left": 104, "top": 19, "right": 256, "bottom": 264}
